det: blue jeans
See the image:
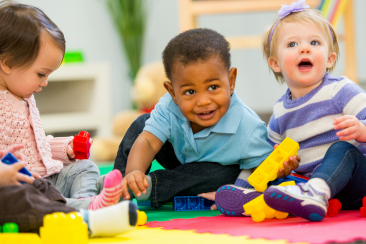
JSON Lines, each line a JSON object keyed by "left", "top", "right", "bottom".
{"left": 45, "top": 159, "right": 99, "bottom": 209}
{"left": 312, "top": 141, "right": 366, "bottom": 210}
{"left": 114, "top": 114, "right": 242, "bottom": 209}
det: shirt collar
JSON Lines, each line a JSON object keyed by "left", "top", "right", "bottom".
{"left": 167, "top": 91, "right": 244, "bottom": 135}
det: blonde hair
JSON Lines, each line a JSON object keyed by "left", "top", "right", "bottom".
{"left": 262, "top": 9, "right": 339, "bottom": 83}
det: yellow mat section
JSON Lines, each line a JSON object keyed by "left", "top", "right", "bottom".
{"left": 88, "top": 226, "right": 304, "bottom": 244}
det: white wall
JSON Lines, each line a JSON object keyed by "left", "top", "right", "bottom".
{"left": 18, "top": 0, "right": 366, "bottom": 118}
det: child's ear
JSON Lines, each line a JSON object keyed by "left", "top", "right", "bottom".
{"left": 326, "top": 52, "right": 337, "bottom": 68}
{"left": 228, "top": 67, "right": 237, "bottom": 95}
{"left": 0, "top": 59, "right": 12, "bottom": 75}
{"left": 268, "top": 57, "right": 281, "bottom": 73}
{"left": 164, "top": 81, "right": 178, "bottom": 104}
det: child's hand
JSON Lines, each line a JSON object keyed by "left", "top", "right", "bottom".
{"left": 198, "top": 191, "right": 217, "bottom": 210}
{"left": 333, "top": 116, "right": 365, "bottom": 141}
{"left": 0, "top": 144, "right": 26, "bottom": 162}
{"left": 67, "top": 138, "right": 93, "bottom": 159}
{"left": 121, "top": 170, "right": 149, "bottom": 200}
{"left": 0, "top": 162, "right": 34, "bottom": 186}
{"left": 274, "top": 144, "right": 301, "bottom": 178}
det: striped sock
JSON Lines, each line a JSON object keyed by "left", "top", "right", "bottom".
{"left": 88, "top": 170, "right": 123, "bottom": 210}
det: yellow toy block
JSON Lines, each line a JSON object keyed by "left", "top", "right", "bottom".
{"left": 137, "top": 210, "right": 147, "bottom": 225}
{"left": 243, "top": 181, "right": 295, "bottom": 222}
{"left": 248, "top": 137, "right": 299, "bottom": 192}
{"left": 40, "top": 212, "right": 88, "bottom": 244}
{"left": 0, "top": 233, "right": 42, "bottom": 244}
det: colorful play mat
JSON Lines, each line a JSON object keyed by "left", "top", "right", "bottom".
{"left": 89, "top": 162, "right": 366, "bottom": 244}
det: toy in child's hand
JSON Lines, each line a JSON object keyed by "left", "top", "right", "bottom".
{"left": 248, "top": 137, "right": 300, "bottom": 192}
{"left": 73, "top": 131, "right": 91, "bottom": 160}
{"left": 1, "top": 152, "right": 32, "bottom": 184}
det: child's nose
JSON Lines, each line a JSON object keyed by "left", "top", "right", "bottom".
{"left": 41, "top": 79, "right": 48, "bottom": 87}
{"left": 197, "top": 95, "right": 211, "bottom": 106}
{"left": 299, "top": 44, "right": 311, "bottom": 54}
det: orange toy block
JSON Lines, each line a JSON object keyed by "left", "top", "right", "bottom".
{"left": 243, "top": 181, "right": 295, "bottom": 222}
{"left": 361, "top": 196, "right": 366, "bottom": 217}
{"left": 248, "top": 137, "right": 300, "bottom": 192}
{"left": 326, "top": 199, "right": 342, "bottom": 217}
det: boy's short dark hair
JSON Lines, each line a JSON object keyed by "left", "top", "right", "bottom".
{"left": 0, "top": 1, "right": 65, "bottom": 68}
{"left": 162, "top": 28, "right": 231, "bottom": 80}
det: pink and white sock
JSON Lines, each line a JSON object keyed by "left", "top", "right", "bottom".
{"left": 88, "top": 170, "right": 123, "bottom": 210}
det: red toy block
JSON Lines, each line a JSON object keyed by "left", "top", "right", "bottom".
{"left": 326, "top": 199, "right": 342, "bottom": 217}
{"left": 361, "top": 197, "right": 366, "bottom": 217}
{"left": 361, "top": 207, "right": 366, "bottom": 217}
{"left": 73, "top": 131, "right": 91, "bottom": 160}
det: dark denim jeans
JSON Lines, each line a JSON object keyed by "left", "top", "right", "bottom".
{"left": 114, "top": 114, "right": 241, "bottom": 208}
{"left": 312, "top": 141, "right": 366, "bottom": 210}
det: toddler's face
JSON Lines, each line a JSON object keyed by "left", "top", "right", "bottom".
{"left": 2, "top": 31, "right": 63, "bottom": 98}
{"left": 270, "top": 21, "right": 336, "bottom": 94}
{"left": 165, "top": 57, "right": 236, "bottom": 134}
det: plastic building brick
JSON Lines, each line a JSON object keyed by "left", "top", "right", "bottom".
{"left": 40, "top": 212, "right": 88, "bottom": 244}
{"left": 244, "top": 181, "right": 296, "bottom": 222}
{"left": 326, "top": 199, "right": 342, "bottom": 217}
{"left": 248, "top": 137, "right": 300, "bottom": 192}
{"left": 137, "top": 210, "right": 147, "bottom": 226}
{"left": 0, "top": 223, "right": 41, "bottom": 244}
{"left": 1, "top": 153, "right": 32, "bottom": 184}
{"left": 2, "top": 223, "right": 18, "bottom": 233}
{"left": 73, "top": 131, "right": 91, "bottom": 160}
{"left": 173, "top": 196, "right": 215, "bottom": 211}
{"left": 361, "top": 196, "right": 366, "bottom": 217}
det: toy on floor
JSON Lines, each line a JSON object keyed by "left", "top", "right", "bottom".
{"left": 270, "top": 172, "right": 309, "bottom": 185}
{"left": 0, "top": 223, "right": 42, "bottom": 244}
{"left": 137, "top": 210, "right": 147, "bottom": 225}
{"left": 326, "top": 199, "right": 342, "bottom": 217}
{"left": 1, "top": 152, "right": 32, "bottom": 184}
{"left": 361, "top": 196, "right": 366, "bottom": 217}
{"left": 173, "top": 196, "right": 215, "bottom": 211}
{"left": 40, "top": 212, "right": 88, "bottom": 244}
{"left": 244, "top": 181, "right": 295, "bottom": 222}
{"left": 248, "top": 137, "right": 300, "bottom": 192}
{"left": 73, "top": 131, "right": 91, "bottom": 160}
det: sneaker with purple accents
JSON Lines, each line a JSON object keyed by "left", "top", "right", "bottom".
{"left": 263, "top": 183, "right": 328, "bottom": 222}
{"left": 215, "top": 185, "right": 262, "bottom": 216}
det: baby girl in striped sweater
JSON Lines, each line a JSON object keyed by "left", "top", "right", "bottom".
{"left": 0, "top": 1, "right": 122, "bottom": 211}
{"left": 262, "top": 0, "right": 366, "bottom": 221}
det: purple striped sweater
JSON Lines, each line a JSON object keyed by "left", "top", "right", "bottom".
{"left": 267, "top": 73, "right": 366, "bottom": 176}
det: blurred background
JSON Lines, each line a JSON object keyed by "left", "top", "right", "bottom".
{"left": 17, "top": 0, "right": 366, "bottom": 163}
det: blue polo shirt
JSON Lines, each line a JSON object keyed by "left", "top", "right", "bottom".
{"left": 144, "top": 91, "right": 273, "bottom": 169}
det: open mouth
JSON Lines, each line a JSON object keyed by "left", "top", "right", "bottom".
{"left": 197, "top": 110, "right": 217, "bottom": 120}
{"left": 298, "top": 59, "right": 313, "bottom": 71}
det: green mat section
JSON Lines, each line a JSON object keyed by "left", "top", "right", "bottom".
{"left": 138, "top": 204, "right": 221, "bottom": 222}
{"left": 97, "top": 160, "right": 165, "bottom": 176}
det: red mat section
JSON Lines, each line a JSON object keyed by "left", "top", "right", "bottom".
{"left": 147, "top": 210, "right": 366, "bottom": 244}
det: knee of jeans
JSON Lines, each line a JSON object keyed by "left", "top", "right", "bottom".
{"left": 329, "top": 141, "right": 356, "bottom": 153}
{"left": 70, "top": 160, "right": 100, "bottom": 176}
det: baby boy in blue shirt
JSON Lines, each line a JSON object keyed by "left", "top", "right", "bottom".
{"left": 113, "top": 28, "right": 298, "bottom": 211}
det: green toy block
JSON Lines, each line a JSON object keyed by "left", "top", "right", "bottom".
{"left": 2, "top": 223, "right": 18, "bottom": 233}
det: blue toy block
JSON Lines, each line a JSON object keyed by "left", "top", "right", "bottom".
{"left": 1, "top": 152, "right": 32, "bottom": 184}
{"left": 173, "top": 196, "right": 214, "bottom": 211}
